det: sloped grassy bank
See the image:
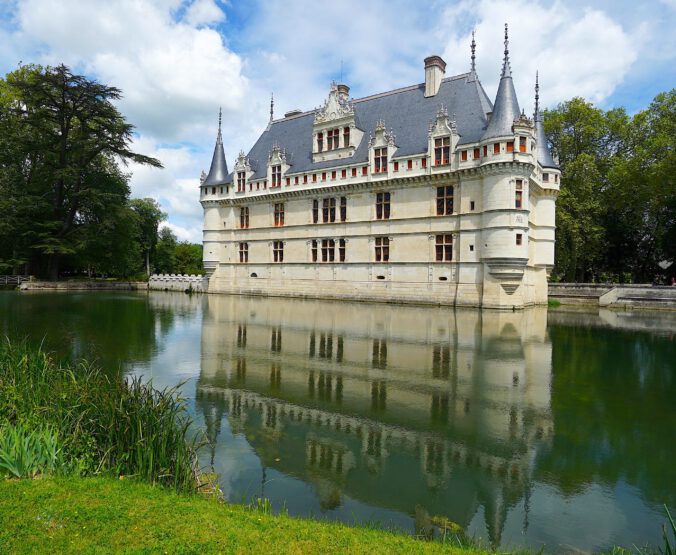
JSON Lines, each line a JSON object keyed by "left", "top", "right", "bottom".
{"left": 0, "top": 477, "right": 486, "bottom": 554}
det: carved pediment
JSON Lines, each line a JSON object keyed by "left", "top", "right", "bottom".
{"left": 314, "top": 82, "right": 354, "bottom": 124}
{"left": 234, "top": 150, "right": 251, "bottom": 173}
{"left": 429, "top": 105, "right": 457, "bottom": 138}
{"left": 368, "top": 120, "right": 396, "bottom": 149}
{"left": 268, "top": 143, "right": 288, "bottom": 166}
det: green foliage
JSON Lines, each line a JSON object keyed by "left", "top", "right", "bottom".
{"left": 545, "top": 90, "right": 675, "bottom": 282}
{"left": 0, "top": 339, "right": 200, "bottom": 492}
{"left": 0, "top": 422, "right": 66, "bottom": 478}
{"left": 0, "top": 64, "right": 162, "bottom": 279}
{"left": 154, "top": 226, "right": 203, "bottom": 275}
{"left": 130, "top": 198, "right": 167, "bottom": 276}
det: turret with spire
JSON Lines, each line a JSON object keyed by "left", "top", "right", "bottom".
{"left": 533, "top": 72, "right": 558, "bottom": 169}
{"left": 482, "top": 24, "right": 521, "bottom": 141}
{"left": 203, "top": 108, "right": 229, "bottom": 187}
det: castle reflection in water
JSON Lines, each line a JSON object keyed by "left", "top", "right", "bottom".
{"left": 196, "top": 295, "right": 554, "bottom": 545}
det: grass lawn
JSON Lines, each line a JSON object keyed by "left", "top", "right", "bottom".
{"left": 0, "top": 477, "right": 487, "bottom": 554}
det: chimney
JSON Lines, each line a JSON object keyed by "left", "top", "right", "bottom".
{"left": 336, "top": 83, "right": 350, "bottom": 98}
{"left": 424, "top": 55, "right": 446, "bottom": 97}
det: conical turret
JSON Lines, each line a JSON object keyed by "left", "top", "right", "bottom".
{"left": 203, "top": 108, "right": 229, "bottom": 187}
{"left": 482, "top": 24, "right": 521, "bottom": 141}
{"left": 533, "top": 72, "right": 558, "bottom": 169}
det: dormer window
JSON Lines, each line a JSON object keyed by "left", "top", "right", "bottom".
{"left": 343, "top": 127, "right": 350, "bottom": 147}
{"left": 434, "top": 137, "right": 450, "bottom": 165}
{"left": 374, "top": 147, "right": 387, "bottom": 173}
{"left": 237, "top": 171, "right": 246, "bottom": 192}
{"left": 272, "top": 165, "right": 282, "bottom": 187}
{"left": 327, "top": 129, "right": 339, "bottom": 150}
{"left": 317, "top": 132, "right": 324, "bottom": 153}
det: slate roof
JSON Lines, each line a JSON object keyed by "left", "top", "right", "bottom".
{"left": 240, "top": 72, "right": 494, "bottom": 180}
{"left": 203, "top": 123, "right": 229, "bottom": 186}
{"left": 533, "top": 74, "right": 558, "bottom": 169}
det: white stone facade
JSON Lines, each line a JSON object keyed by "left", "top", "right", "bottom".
{"left": 200, "top": 34, "right": 559, "bottom": 309}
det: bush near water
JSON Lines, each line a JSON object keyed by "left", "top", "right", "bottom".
{"left": 0, "top": 339, "right": 200, "bottom": 491}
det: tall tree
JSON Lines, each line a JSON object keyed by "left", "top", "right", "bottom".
{"left": 130, "top": 198, "right": 166, "bottom": 276}
{"left": 0, "top": 64, "right": 161, "bottom": 279}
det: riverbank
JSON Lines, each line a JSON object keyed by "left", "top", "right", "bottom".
{"left": 548, "top": 283, "right": 676, "bottom": 310}
{"left": 19, "top": 280, "right": 147, "bottom": 291}
{"left": 0, "top": 477, "right": 483, "bottom": 554}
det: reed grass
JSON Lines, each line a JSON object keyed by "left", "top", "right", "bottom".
{"left": 0, "top": 422, "right": 66, "bottom": 478}
{"left": 0, "top": 338, "right": 201, "bottom": 492}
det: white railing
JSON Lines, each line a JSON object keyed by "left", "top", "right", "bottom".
{"left": 148, "top": 274, "right": 209, "bottom": 292}
{"left": 1, "top": 275, "right": 31, "bottom": 285}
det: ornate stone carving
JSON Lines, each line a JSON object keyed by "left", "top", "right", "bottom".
{"left": 428, "top": 104, "right": 457, "bottom": 138}
{"left": 234, "top": 150, "right": 252, "bottom": 172}
{"left": 268, "top": 143, "right": 288, "bottom": 166}
{"left": 368, "top": 119, "right": 396, "bottom": 148}
{"left": 314, "top": 82, "right": 355, "bottom": 124}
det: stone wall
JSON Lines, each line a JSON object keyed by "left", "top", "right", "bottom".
{"left": 148, "top": 274, "right": 208, "bottom": 292}
{"left": 20, "top": 281, "right": 145, "bottom": 291}
{"left": 549, "top": 283, "right": 676, "bottom": 310}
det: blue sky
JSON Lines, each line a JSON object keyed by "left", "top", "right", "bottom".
{"left": 1, "top": 0, "right": 674, "bottom": 241}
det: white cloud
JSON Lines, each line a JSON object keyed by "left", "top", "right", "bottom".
{"left": 184, "top": 0, "right": 226, "bottom": 26}
{"left": 438, "top": 0, "right": 637, "bottom": 109}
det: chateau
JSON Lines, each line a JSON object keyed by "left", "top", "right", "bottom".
{"left": 200, "top": 26, "right": 560, "bottom": 309}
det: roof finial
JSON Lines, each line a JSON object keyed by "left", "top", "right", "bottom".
{"left": 216, "top": 107, "right": 223, "bottom": 143}
{"left": 269, "top": 93, "right": 274, "bottom": 122}
{"left": 502, "top": 23, "right": 511, "bottom": 77}
{"left": 470, "top": 30, "right": 476, "bottom": 73}
{"left": 534, "top": 70, "right": 540, "bottom": 117}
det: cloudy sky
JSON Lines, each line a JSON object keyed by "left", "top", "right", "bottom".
{"left": 1, "top": 0, "right": 674, "bottom": 242}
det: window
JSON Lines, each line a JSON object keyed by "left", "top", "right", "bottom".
{"left": 239, "top": 242, "right": 248, "bottom": 263}
{"left": 376, "top": 192, "right": 391, "bottom": 220}
{"left": 374, "top": 147, "right": 387, "bottom": 173}
{"left": 312, "top": 173, "right": 317, "bottom": 183}
{"left": 516, "top": 233, "right": 523, "bottom": 246}
{"left": 312, "top": 199, "right": 319, "bottom": 223}
{"left": 303, "top": 175, "right": 308, "bottom": 184}
{"left": 393, "top": 161, "right": 399, "bottom": 172}
{"left": 321, "top": 239, "right": 335, "bottom": 262}
{"left": 515, "top": 179, "right": 523, "bottom": 209}
{"left": 519, "top": 136, "right": 527, "bottom": 153}
{"left": 340, "top": 196, "right": 347, "bottom": 222}
{"left": 483, "top": 145, "right": 488, "bottom": 157}
{"left": 240, "top": 206, "right": 249, "bottom": 229}
{"left": 311, "top": 240, "right": 318, "bottom": 262}
{"left": 407, "top": 159, "right": 413, "bottom": 170}
{"left": 317, "top": 132, "right": 324, "bottom": 152}
{"left": 435, "top": 234, "right": 453, "bottom": 262}
{"left": 473, "top": 148, "right": 480, "bottom": 159}
{"left": 461, "top": 150, "right": 468, "bottom": 161}
{"left": 507, "top": 141, "right": 514, "bottom": 153}
{"left": 375, "top": 237, "right": 389, "bottom": 262}
{"left": 351, "top": 168, "right": 357, "bottom": 177}
{"left": 339, "top": 238, "right": 346, "bottom": 262}
{"left": 542, "top": 173, "right": 549, "bottom": 182}
{"left": 274, "top": 203, "right": 285, "bottom": 226}
{"left": 436, "top": 186, "right": 454, "bottom": 215}
{"left": 273, "top": 240, "right": 284, "bottom": 262}
{"left": 321, "top": 172, "right": 326, "bottom": 181}
{"left": 343, "top": 127, "right": 350, "bottom": 147}
{"left": 470, "top": 200, "right": 475, "bottom": 211}
{"left": 331, "top": 170, "right": 336, "bottom": 180}
{"left": 212, "top": 187, "right": 216, "bottom": 194}
{"left": 272, "top": 165, "right": 281, "bottom": 187}
{"left": 327, "top": 129, "right": 339, "bottom": 150}
{"left": 493, "top": 143, "right": 500, "bottom": 154}
{"left": 421, "top": 158, "right": 427, "bottom": 168}
{"left": 555, "top": 174, "right": 559, "bottom": 183}
{"left": 286, "top": 177, "right": 290, "bottom": 186}
{"left": 341, "top": 169, "right": 346, "bottom": 179}
{"left": 362, "top": 166, "right": 367, "bottom": 176}
{"left": 322, "top": 197, "right": 336, "bottom": 223}
{"left": 294, "top": 176, "right": 299, "bottom": 185}
{"left": 435, "top": 137, "right": 451, "bottom": 165}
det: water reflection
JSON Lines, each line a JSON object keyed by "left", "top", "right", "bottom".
{"left": 196, "top": 296, "right": 558, "bottom": 548}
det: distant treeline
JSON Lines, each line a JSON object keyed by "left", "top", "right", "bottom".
{"left": 0, "top": 64, "right": 202, "bottom": 279}
{"left": 1, "top": 64, "right": 673, "bottom": 282}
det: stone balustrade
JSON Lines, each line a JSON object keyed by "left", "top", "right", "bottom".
{"left": 148, "top": 273, "right": 209, "bottom": 292}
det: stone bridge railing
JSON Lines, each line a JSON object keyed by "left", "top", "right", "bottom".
{"left": 148, "top": 273, "right": 209, "bottom": 292}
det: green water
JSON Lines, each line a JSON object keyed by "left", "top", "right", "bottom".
{"left": 1, "top": 290, "right": 674, "bottom": 552}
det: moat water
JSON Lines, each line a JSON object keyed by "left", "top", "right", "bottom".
{"left": 1, "top": 290, "right": 674, "bottom": 553}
